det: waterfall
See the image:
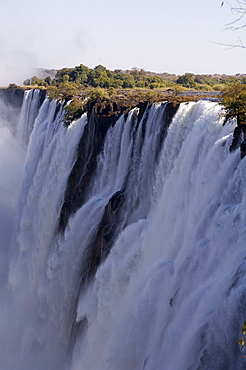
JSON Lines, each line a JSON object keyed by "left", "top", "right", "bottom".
{"left": 1, "top": 90, "right": 246, "bottom": 370}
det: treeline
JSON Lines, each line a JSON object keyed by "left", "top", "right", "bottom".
{"left": 22, "top": 64, "right": 246, "bottom": 129}
{"left": 23, "top": 64, "right": 165, "bottom": 90}
{"left": 176, "top": 73, "right": 246, "bottom": 90}
{"left": 23, "top": 64, "right": 246, "bottom": 92}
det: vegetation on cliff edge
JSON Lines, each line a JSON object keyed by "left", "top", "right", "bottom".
{"left": 23, "top": 63, "right": 246, "bottom": 92}
{"left": 20, "top": 63, "right": 246, "bottom": 126}
{"left": 221, "top": 83, "right": 246, "bottom": 124}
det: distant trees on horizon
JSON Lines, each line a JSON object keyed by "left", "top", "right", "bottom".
{"left": 23, "top": 63, "right": 246, "bottom": 92}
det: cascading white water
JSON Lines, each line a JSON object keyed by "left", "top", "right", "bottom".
{"left": 0, "top": 95, "right": 25, "bottom": 283}
{"left": 17, "top": 89, "right": 44, "bottom": 146}
{"left": 1, "top": 91, "right": 246, "bottom": 370}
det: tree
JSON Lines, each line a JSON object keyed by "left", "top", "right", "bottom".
{"left": 221, "top": 83, "right": 246, "bottom": 123}
{"left": 55, "top": 68, "right": 73, "bottom": 83}
{"left": 64, "top": 97, "right": 85, "bottom": 124}
{"left": 221, "top": 83, "right": 246, "bottom": 155}
{"left": 88, "top": 87, "right": 109, "bottom": 102}
{"left": 27, "top": 76, "right": 47, "bottom": 86}
{"left": 44, "top": 77, "right": 52, "bottom": 85}
{"left": 47, "top": 83, "right": 79, "bottom": 101}
{"left": 176, "top": 73, "right": 196, "bottom": 88}
{"left": 63, "top": 74, "right": 70, "bottom": 83}
{"left": 223, "top": 0, "right": 246, "bottom": 29}
{"left": 221, "top": 0, "right": 246, "bottom": 48}
{"left": 23, "top": 79, "right": 31, "bottom": 86}
{"left": 122, "top": 76, "right": 135, "bottom": 88}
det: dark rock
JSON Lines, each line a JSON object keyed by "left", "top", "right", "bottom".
{"left": 79, "top": 189, "right": 125, "bottom": 284}
{"left": 58, "top": 100, "right": 154, "bottom": 232}
{"left": 58, "top": 107, "right": 114, "bottom": 232}
{"left": 0, "top": 86, "right": 26, "bottom": 131}
{"left": 240, "top": 141, "right": 246, "bottom": 159}
{"left": 229, "top": 120, "right": 246, "bottom": 157}
{"left": 0, "top": 85, "right": 25, "bottom": 108}
{"left": 58, "top": 100, "right": 180, "bottom": 286}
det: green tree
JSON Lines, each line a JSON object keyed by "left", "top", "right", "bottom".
{"left": 221, "top": 83, "right": 246, "bottom": 124}
{"left": 55, "top": 68, "right": 73, "bottom": 83}
{"left": 107, "top": 87, "right": 116, "bottom": 97}
{"left": 44, "top": 77, "right": 52, "bottom": 85}
{"left": 176, "top": 73, "right": 196, "bottom": 88}
{"left": 28, "top": 76, "right": 47, "bottom": 86}
{"left": 194, "top": 75, "right": 213, "bottom": 86}
{"left": 64, "top": 97, "right": 85, "bottom": 124}
{"left": 47, "top": 83, "right": 79, "bottom": 100}
{"left": 122, "top": 76, "right": 135, "bottom": 88}
{"left": 70, "top": 64, "right": 90, "bottom": 85}
{"left": 63, "top": 74, "right": 70, "bottom": 83}
{"left": 88, "top": 87, "right": 109, "bottom": 102}
{"left": 23, "top": 79, "right": 31, "bottom": 85}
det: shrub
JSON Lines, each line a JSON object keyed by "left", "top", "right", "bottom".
{"left": 107, "top": 87, "right": 116, "bottom": 97}
{"left": 64, "top": 97, "right": 85, "bottom": 124}
{"left": 176, "top": 73, "right": 196, "bottom": 88}
{"left": 221, "top": 83, "right": 246, "bottom": 124}
{"left": 88, "top": 87, "right": 109, "bottom": 102}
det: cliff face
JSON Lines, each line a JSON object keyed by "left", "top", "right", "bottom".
{"left": 59, "top": 101, "right": 179, "bottom": 233}
{"left": 0, "top": 86, "right": 25, "bottom": 129}
{"left": 58, "top": 101, "right": 179, "bottom": 285}
{"left": 229, "top": 119, "right": 246, "bottom": 158}
{"left": 0, "top": 86, "right": 46, "bottom": 132}
{"left": 0, "top": 85, "right": 25, "bottom": 108}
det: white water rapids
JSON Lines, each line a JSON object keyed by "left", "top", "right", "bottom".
{"left": 1, "top": 90, "right": 246, "bottom": 370}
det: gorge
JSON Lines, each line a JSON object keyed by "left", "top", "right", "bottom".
{"left": 0, "top": 88, "right": 246, "bottom": 370}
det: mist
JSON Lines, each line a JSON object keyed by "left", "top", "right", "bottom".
{"left": 0, "top": 99, "right": 25, "bottom": 272}
{"left": 0, "top": 50, "right": 37, "bottom": 87}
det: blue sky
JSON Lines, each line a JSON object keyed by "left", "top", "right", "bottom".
{"left": 0, "top": 0, "right": 245, "bottom": 85}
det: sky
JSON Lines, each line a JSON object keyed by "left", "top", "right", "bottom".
{"left": 0, "top": 0, "right": 246, "bottom": 85}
